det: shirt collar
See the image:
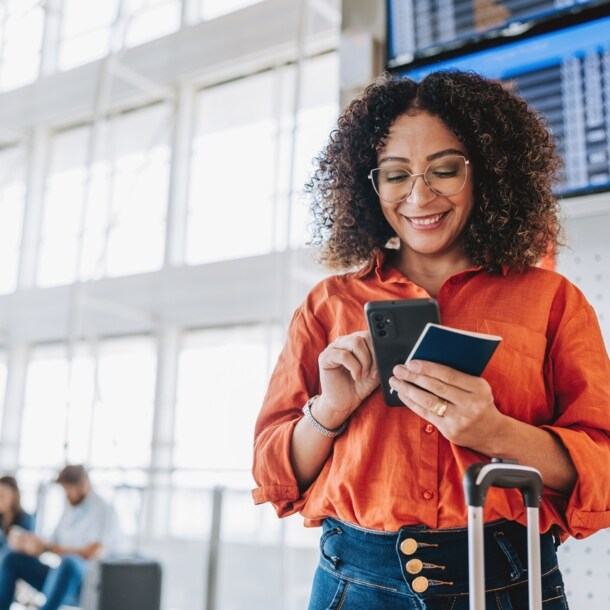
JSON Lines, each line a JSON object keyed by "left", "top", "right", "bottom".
{"left": 354, "top": 248, "right": 505, "bottom": 284}
{"left": 353, "top": 249, "right": 410, "bottom": 285}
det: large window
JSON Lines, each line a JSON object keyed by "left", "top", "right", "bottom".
{"left": 186, "top": 52, "right": 338, "bottom": 264}
{"left": 37, "top": 103, "right": 171, "bottom": 287}
{"left": 0, "top": 145, "right": 26, "bottom": 294}
{"left": 0, "top": 0, "right": 44, "bottom": 91}
{"left": 20, "top": 337, "right": 156, "bottom": 469}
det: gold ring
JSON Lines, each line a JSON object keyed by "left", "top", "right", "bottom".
{"left": 433, "top": 398, "right": 448, "bottom": 417}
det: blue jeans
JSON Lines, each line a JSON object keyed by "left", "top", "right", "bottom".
{"left": 0, "top": 551, "right": 85, "bottom": 610}
{"left": 308, "top": 518, "right": 569, "bottom": 609}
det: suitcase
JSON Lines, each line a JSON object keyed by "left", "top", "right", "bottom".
{"left": 463, "top": 458, "right": 543, "bottom": 610}
{"left": 80, "top": 557, "right": 162, "bottom": 610}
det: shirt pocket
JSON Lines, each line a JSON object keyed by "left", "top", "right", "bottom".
{"left": 476, "top": 318, "right": 551, "bottom": 424}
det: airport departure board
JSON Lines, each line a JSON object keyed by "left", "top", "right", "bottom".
{"left": 402, "top": 16, "right": 610, "bottom": 196}
{"left": 387, "top": 0, "right": 604, "bottom": 66}
{"left": 388, "top": 0, "right": 610, "bottom": 198}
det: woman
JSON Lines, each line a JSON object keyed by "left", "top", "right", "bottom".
{"left": 0, "top": 476, "right": 34, "bottom": 551}
{"left": 252, "top": 71, "right": 610, "bottom": 609}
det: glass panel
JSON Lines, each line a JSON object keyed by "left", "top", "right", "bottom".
{"left": 20, "top": 338, "right": 155, "bottom": 470}
{"left": 89, "top": 338, "right": 156, "bottom": 468}
{"left": 58, "top": 0, "right": 120, "bottom": 70}
{"left": 38, "top": 126, "right": 89, "bottom": 286}
{"left": 38, "top": 105, "right": 170, "bottom": 287}
{"left": 0, "top": 146, "right": 26, "bottom": 294}
{"left": 20, "top": 346, "right": 73, "bottom": 468}
{"left": 124, "top": 0, "right": 181, "bottom": 48}
{"left": 186, "top": 71, "right": 277, "bottom": 264}
{"left": 105, "top": 105, "right": 170, "bottom": 277}
{"left": 0, "top": 0, "right": 43, "bottom": 91}
{"left": 174, "top": 326, "right": 279, "bottom": 479}
{"left": 61, "top": 0, "right": 120, "bottom": 38}
{"left": 21, "top": 344, "right": 98, "bottom": 468}
{"left": 200, "top": 0, "right": 263, "bottom": 21}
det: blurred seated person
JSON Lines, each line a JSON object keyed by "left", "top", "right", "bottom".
{"left": 0, "top": 476, "right": 35, "bottom": 552}
{"left": 0, "top": 465, "right": 122, "bottom": 610}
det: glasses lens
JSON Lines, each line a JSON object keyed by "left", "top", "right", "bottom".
{"left": 424, "top": 155, "right": 468, "bottom": 196}
{"left": 370, "top": 168, "right": 413, "bottom": 204}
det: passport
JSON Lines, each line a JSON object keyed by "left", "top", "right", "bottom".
{"left": 406, "top": 323, "right": 502, "bottom": 376}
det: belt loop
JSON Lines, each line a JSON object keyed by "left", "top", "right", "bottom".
{"left": 550, "top": 525, "right": 562, "bottom": 550}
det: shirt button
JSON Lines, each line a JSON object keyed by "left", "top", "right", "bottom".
{"left": 422, "top": 490, "right": 434, "bottom": 500}
{"left": 424, "top": 423, "right": 435, "bottom": 434}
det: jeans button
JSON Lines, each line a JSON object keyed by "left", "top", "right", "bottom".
{"left": 412, "top": 576, "right": 429, "bottom": 593}
{"left": 406, "top": 558, "right": 423, "bottom": 574}
{"left": 400, "top": 538, "right": 418, "bottom": 555}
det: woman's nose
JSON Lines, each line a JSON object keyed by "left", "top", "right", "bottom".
{"left": 406, "top": 174, "right": 437, "bottom": 206}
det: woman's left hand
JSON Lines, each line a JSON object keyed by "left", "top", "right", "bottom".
{"left": 389, "top": 360, "right": 506, "bottom": 450}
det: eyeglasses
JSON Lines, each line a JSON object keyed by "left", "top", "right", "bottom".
{"left": 368, "top": 155, "right": 470, "bottom": 203}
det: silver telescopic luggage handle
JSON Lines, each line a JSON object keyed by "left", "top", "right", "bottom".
{"left": 464, "top": 459, "right": 544, "bottom": 610}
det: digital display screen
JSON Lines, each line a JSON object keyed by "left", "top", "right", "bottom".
{"left": 387, "top": 0, "right": 604, "bottom": 67}
{"left": 401, "top": 16, "right": 610, "bottom": 197}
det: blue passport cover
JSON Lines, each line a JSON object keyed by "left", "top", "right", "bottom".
{"left": 406, "top": 323, "right": 502, "bottom": 376}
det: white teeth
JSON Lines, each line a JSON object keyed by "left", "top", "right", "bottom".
{"left": 409, "top": 213, "right": 444, "bottom": 226}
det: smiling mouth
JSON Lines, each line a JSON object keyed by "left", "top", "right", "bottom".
{"left": 406, "top": 211, "right": 448, "bottom": 226}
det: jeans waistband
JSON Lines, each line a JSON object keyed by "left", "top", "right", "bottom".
{"left": 320, "top": 518, "right": 558, "bottom": 599}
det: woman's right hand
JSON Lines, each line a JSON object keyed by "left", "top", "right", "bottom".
{"left": 313, "top": 331, "right": 379, "bottom": 429}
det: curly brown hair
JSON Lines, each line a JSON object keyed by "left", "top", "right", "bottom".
{"left": 305, "top": 70, "right": 563, "bottom": 272}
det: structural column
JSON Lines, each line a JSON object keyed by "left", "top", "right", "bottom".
{"left": 143, "top": 325, "right": 180, "bottom": 541}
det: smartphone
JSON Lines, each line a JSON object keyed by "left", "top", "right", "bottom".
{"left": 365, "top": 298, "right": 440, "bottom": 406}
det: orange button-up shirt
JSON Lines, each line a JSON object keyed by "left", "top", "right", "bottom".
{"left": 252, "top": 252, "right": 610, "bottom": 539}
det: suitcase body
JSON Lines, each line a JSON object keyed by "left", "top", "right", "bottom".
{"left": 80, "top": 557, "right": 162, "bottom": 610}
{"left": 463, "top": 459, "right": 543, "bottom": 610}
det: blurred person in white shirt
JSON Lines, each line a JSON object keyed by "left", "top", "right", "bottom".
{"left": 0, "top": 465, "right": 122, "bottom": 610}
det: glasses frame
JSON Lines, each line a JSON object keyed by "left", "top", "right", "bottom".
{"left": 368, "top": 155, "right": 470, "bottom": 203}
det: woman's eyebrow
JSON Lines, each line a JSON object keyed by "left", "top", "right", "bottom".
{"left": 378, "top": 148, "right": 465, "bottom": 165}
{"left": 426, "top": 148, "right": 465, "bottom": 161}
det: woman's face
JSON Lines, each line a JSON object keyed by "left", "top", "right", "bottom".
{"left": 0, "top": 484, "right": 15, "bottom": 513}
{"left": 375, "top": 110, "right": 474, "bottom": 263}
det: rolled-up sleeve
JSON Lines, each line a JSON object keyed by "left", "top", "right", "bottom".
{"left": 542, "top": 304, "right": 610, "bottom": 539}
{"left": 252, "top": 300, "right": 327, "bottom": 517}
